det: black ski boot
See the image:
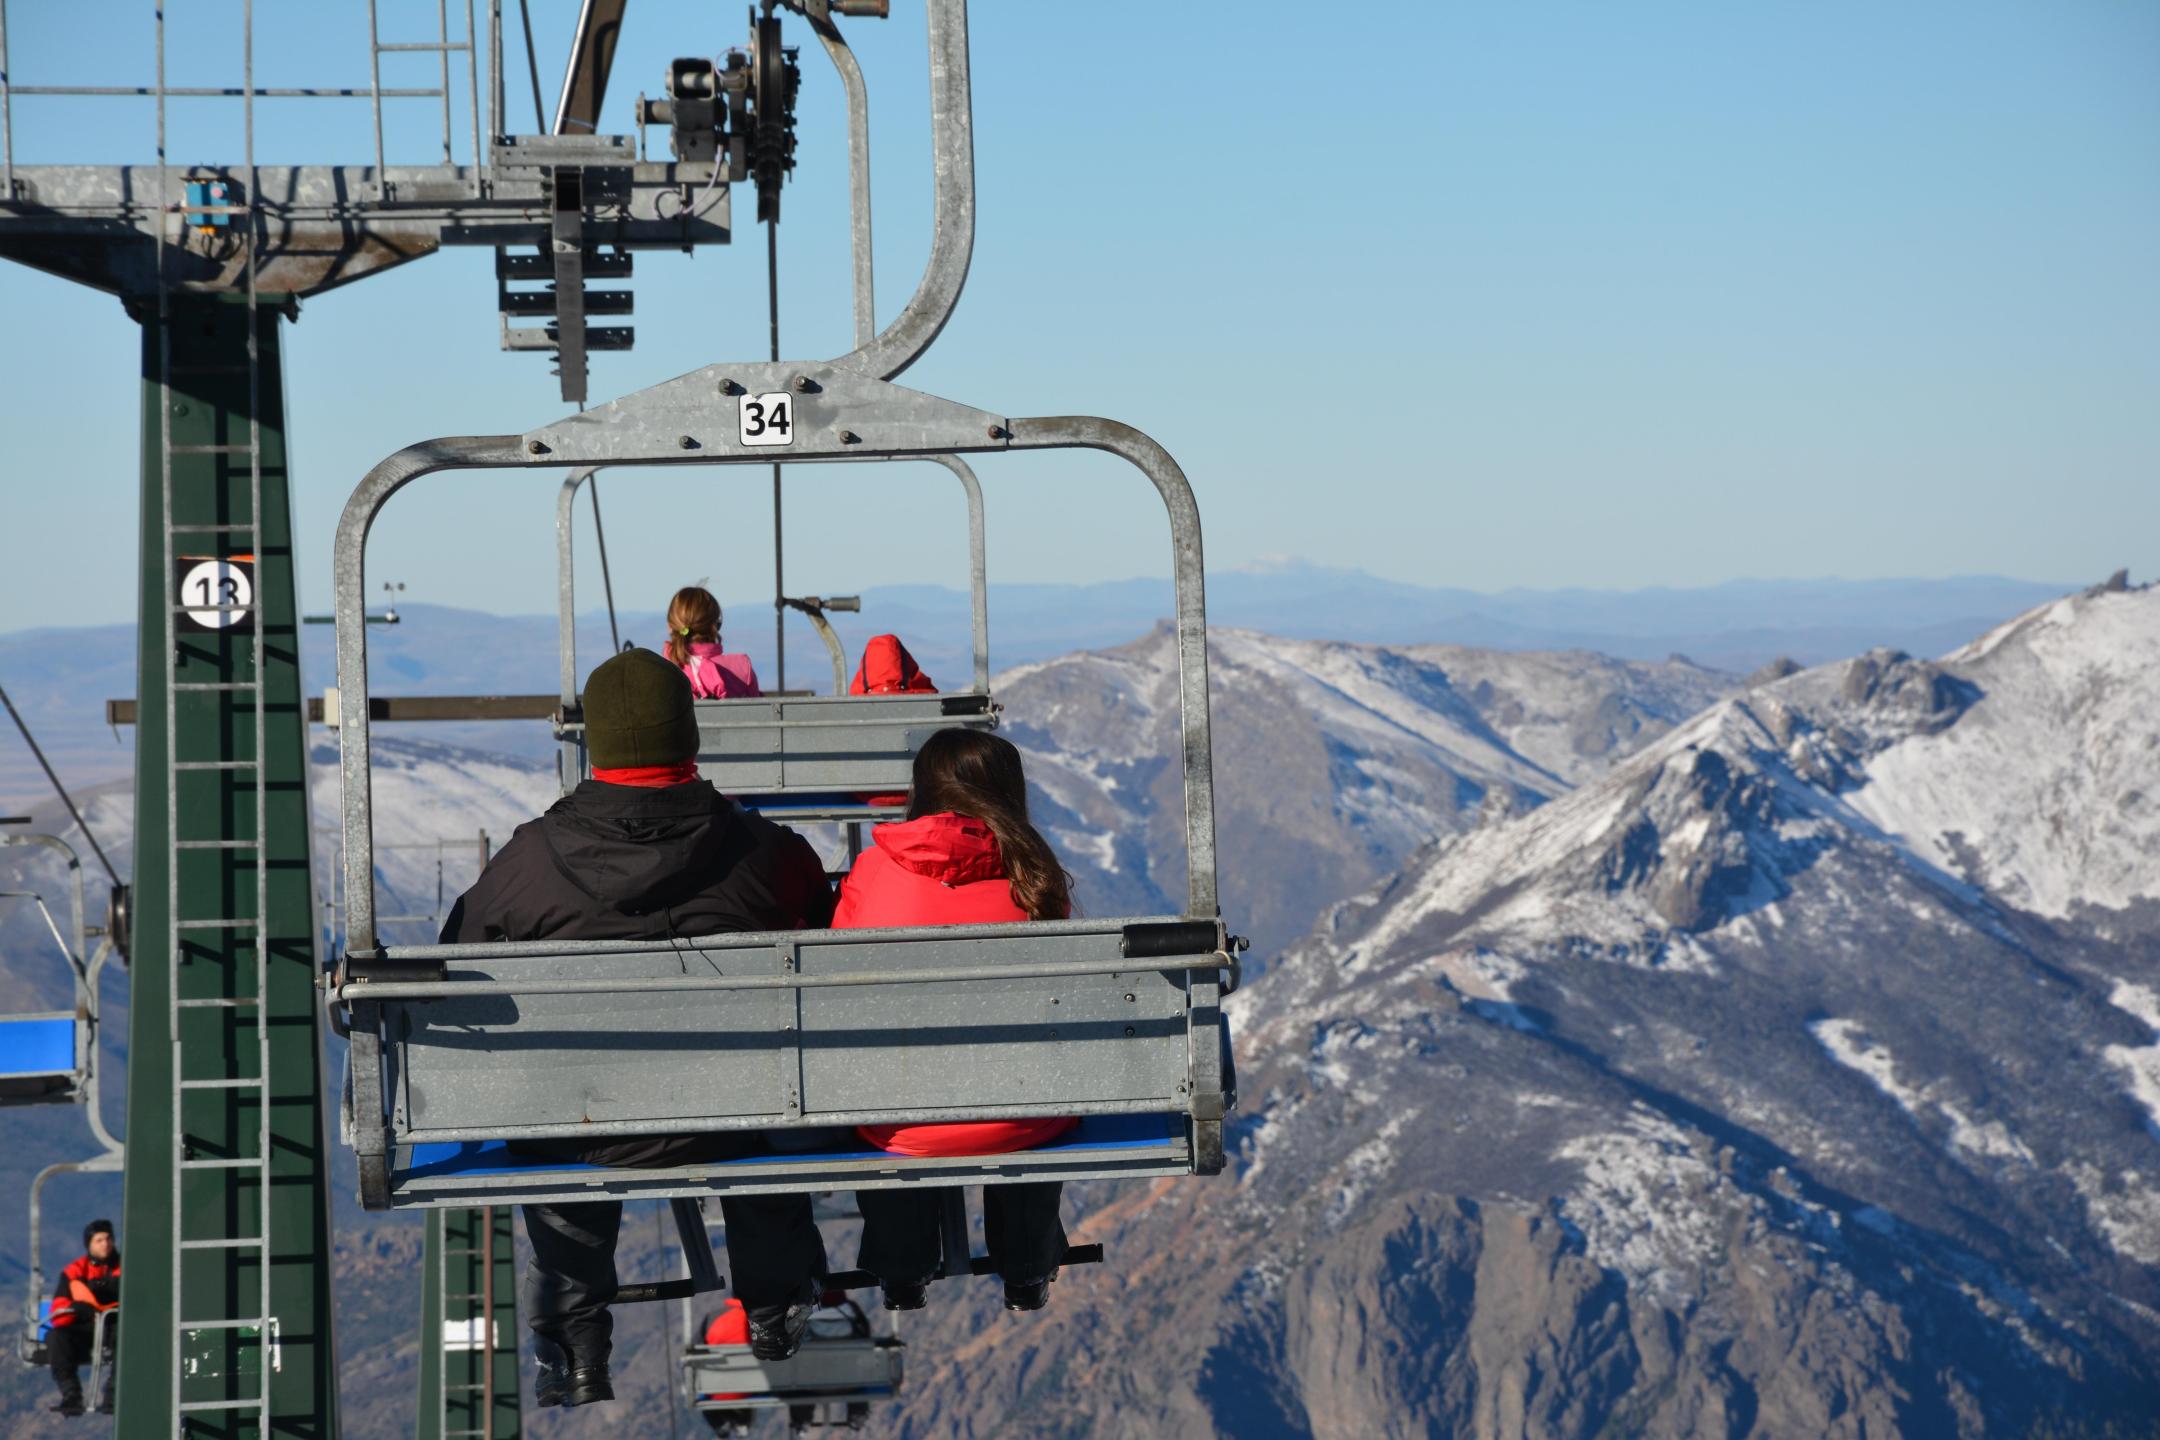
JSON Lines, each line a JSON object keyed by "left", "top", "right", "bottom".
{"left": 748, "top": 1284, "right": 814, "bottom": 1361}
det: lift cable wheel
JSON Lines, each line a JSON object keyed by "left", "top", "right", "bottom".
{"left": 750, "top": 7, "right": 804, "bottom": 226}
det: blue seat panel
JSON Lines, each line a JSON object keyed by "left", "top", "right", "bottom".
{"left": 735, "top": 791, "right": 899, "bottom": 814}
{"left": 0, "top": 1016, "right": 77, "bottom": 1078}
{"left": 402, "top": 1112, "right": 1182, "bottom": 1182}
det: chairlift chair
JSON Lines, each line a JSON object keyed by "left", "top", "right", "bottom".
{"left": 330, "top": 0, "right": 1238, "bottom": 1316}
{"left": 681, "top": 1288, "right": 901, "bottom": 1430}
{"left": 0, "top": 831, "right": 104, "bottom": 1108}
{"left": 5, "top": 833, "right": 126, "bottom": 1379}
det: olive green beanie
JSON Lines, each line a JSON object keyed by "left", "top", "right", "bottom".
{"left": 584, "top": 647, "right": 699, "bottom": 768}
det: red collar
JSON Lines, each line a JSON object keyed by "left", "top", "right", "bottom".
{"left": 592, "top": 762, "right": 701, "bottom": 788}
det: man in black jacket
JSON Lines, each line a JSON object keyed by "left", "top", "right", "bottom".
{"left": 440, "top": 647, "right": 836, "bottom": 1409}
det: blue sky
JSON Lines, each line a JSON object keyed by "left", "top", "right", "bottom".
{"left": 1, "top": 0, "right": 2155, "bottom": 630}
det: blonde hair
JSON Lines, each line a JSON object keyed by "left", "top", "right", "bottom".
{"left": 666, "top": 586, "right": 722, "bottom": 668}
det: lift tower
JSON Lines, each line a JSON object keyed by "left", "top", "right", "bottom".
{"left": 0, "top": 2, "right": 787, "bottom": 1429}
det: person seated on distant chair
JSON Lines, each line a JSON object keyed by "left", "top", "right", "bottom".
{"left": 836, "top": 728, "right": 1078, "bottom": 1314}
{"left": 668, "top": 584, "right": 762, "bottom": 698}
{"left": 848, "top": 633, "right": 936, "bottom": 698}
{"left": 47, "top": 1218, "right": 120, "bottom": 1417}
{"left": 849, "top": 634, "right": 939, "bottom": 806}
{"left": 440, "top": 648, "right": 833, "bottom": 1410}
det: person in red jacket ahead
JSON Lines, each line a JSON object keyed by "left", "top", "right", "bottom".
{"left": 47, "top": 1218, "right": 120, "bottom": 1416}
{"left": 836, "top": 727, "right": 1077, "bottom": 1313}
{"left": 850, "top": 634, "right": 940, "bottom": 807}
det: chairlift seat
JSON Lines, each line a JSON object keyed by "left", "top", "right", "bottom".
{"left": 0, "top": 1013, "right": 84, "bottom": 1105}
{"left": 685, "top": 1336, "right": 904, "bottom": 1412}
{"left": 339, "top": 916, "right": 1232, "bottom": 1209}
{"left": 387, "top": 1112, "right": 1187, "bottom": 1209}
{"left": 22, "top": 1297, "right": 56, "bottom": 1363}
{"left": 558, "top": 692, "right": 996, "bottom": 803}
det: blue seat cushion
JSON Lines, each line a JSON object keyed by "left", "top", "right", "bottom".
{"left": 734, "top": 792, "right": 898, "bottom": 815}
{"left": 402, "top": 1112, "right": 1182, "bottom": 1182}
{"left": 0, "top": 1016, "right": 76, "bottom": 1078}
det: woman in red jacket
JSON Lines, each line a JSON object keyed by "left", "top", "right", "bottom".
{"left": 838, "top": 728, "right": 1077, "bottom": 1313}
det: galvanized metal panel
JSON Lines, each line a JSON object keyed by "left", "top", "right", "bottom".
{"left": 683, "top": 1338, "right": 903, "bottom": 1407}
{"left": 380, "top": 925, "right": 1195, "bottom": 1141}
{"left": 796, "top": 934, "right": 1186, "bottom": 1116}
{"left": 397, "top": 955, "right": 797, "bottom": 1133}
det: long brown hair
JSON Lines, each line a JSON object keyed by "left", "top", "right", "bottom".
{"left": 908, "top": 728, "right": 1072, "bottom": 921}
{"left": 665, "top": 586, "right": 721, "bottom": 668}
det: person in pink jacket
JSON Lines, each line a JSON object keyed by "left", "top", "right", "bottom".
{"left": 666, "top": 586, "right": 762, "bottom": 698}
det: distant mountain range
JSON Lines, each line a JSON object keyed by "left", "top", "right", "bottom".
{"left": 0, "top": 576, "right": 2150, "bottom": 1436}
{"left": 0, "top": 567, "right": 2077, "bottom": 807}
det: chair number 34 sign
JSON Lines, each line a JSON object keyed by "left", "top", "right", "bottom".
{"left": 738, "top": 392, "right": 795, "bottom": 447}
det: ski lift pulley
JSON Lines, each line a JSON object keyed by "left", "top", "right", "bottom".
{"left": 748, "top": 11, "right": 802, "bottom": 223}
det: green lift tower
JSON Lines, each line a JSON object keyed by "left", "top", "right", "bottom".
{"left": 0, "top": 1, "right": 738, "bottom": 1431}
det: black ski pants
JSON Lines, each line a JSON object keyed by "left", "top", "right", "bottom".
{"left": 48, "top": 1315, "right": 115, "bottom": 1400}
{"left": 855, "top": 1182, "right": 1066, "bottom": 1286}
{"left": 514, "top": 1133, "right": 828, "bottom": 1365}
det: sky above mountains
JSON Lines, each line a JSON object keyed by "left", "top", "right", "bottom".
{"left": 1, "top": 1, "right": 2155, "bottom": 630}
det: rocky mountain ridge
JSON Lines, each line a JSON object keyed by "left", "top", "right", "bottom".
{"left": 1004, "top": 626, "right": 1731, "bottom": 953}
{"left": 862, "top": 583, "right": 2160, "bottom": 1438}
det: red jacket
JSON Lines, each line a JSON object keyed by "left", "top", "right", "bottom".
{"left": 50, "top": 1254, "right": 120, "bottom": 1328}
{"left": 834, "top": 812, "right": 1078, "bottom": 1158}
{"left": 702, "top": 1300, "right": 750, "bottom": 1401}
{"left": 849, "top": 635, "right": 937, "bottom": 696}
{"left": 851, "top": 635, "right": 938, "bottom": 807}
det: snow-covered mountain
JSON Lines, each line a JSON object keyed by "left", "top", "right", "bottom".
{"left": 866, "top": 581, "right": 2160, "bottom": 1438}
{"left": 4, "top": 587, "right": 2152, "bottom": 1436}
{"left": 1004, "top": 626, "right": 1731, "bottom": 953}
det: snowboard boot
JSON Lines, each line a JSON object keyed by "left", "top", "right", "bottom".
{"left": 748, "top": 1284, "right": 815, "bottom": 1361}
{"left": 1002, "top": 1275, "right": 1052, "bottom": 1312}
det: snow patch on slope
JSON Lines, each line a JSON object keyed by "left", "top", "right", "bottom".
{"left": 1849, "top": 587, "right": 2160, "bottom": 919}
{"left": 1811, "top": 1019, "right": 2034, "bottom": 1163}
{"left": 1556, "top": 1111, "right": 1723, "bottom": 1294}
{"left": 2103, "top": 982, "right": 2160, "bottom": 1139}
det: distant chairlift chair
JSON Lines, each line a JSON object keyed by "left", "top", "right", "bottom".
{"left": 550, "top": 457, "right": 998, "bottom": 825}
{"left": 330, "top": 0, "right": 1238, "bottom": 1314}
{"left": 680, "top": 1263, "right": 901, "bottom": 1433}
{"left": 0, "top": 830, "right": 103, "bottom": 1107}
{"left": 4, "top": 829, "right": 126, "bottom": 1398}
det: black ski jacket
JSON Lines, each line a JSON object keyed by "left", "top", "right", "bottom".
{"left": 439, "top": 779, "right": 833, "bottom": 944}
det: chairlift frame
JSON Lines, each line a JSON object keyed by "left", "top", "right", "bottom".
{"left": 551, "top": 455, "right": 996, "bottom": 814}
{"left": 332, "top": 0, "right": 1231, "bottom": 1237}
